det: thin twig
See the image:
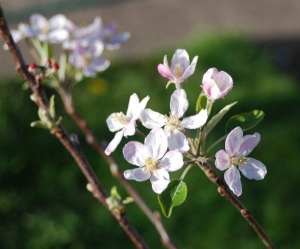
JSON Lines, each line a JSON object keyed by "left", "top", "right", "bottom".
{"left": 58, "top": 86, "right": 179, "bottom": 249}
{"left": 0, "top": 6, "right": 149, "bottom": 249}
{"left": 196, "top": 161, "right": 275, "bottom": 249}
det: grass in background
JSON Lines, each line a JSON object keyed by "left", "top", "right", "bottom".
{"left": 0, "top": 33, "right": 299, "bottom": 249}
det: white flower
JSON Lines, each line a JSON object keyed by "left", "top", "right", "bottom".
{"left": 105, "top": 94, "right": 150, "bottom": 155}
{"left": 215, "top": 127, "right": 267, "bottom": 196}
{"left": 29, "top": 14, "right": 70, "bottom": 43}
{"left": 158, "top": 49, "right": 198, "bottom": 88}
{"left": 123, "top": 128, "right": 184, "bottom": 194}
{"left": 140, "top": 89, "right": 208, "bottom": 153}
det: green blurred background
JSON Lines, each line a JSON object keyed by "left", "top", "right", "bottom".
{"left": 0, "top": 33, "right": 300, "bottom": 249}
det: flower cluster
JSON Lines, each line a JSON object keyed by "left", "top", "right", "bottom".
{"left": 5, "top": 13, "right": 130, "bottom": 77}
{"left": 105, "top": 48, "right": 267, "bottom": 196}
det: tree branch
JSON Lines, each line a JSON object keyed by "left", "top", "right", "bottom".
{"left": 0, "top": 6, "right": 149, "bottom": 249}
{"left": 196, "top": 161, "right": 275, "bottom": 249}
{"left": 58, "top": 86, "right": 179, "bottom": 249}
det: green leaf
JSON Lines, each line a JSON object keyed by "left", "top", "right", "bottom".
{"left": 158, "top": 180, "right": 187, "bottom": 218}
{"left": 226, "top": 110, "right": 265, "bottom": 133}
{"left": 196, "top": 91, "right": 207, "bottom": 113}
{"left": 58, "top": 53, "right": 67, "bottom": 82}
{"left": 49, "top": 95, "right": 56, "bottom": 118}
{"left": 204, "top": 101, "right": 237, "bottom": 137}
{"left": 30, "top": 120, "right": 47, "bottom": 129}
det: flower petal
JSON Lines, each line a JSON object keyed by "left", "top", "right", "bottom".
{"left": 106, "top": 113, "right": 126, "bottom": 132}
{"left": 150, "top": 169, "right": 170, "bottom": 194}
{"left": 167, "top": 130, "right": 189, "bottom": 153}
{"left": 180, "top": 55, "right": 198, "bottom": 81}
{"left": 171, "top": 49, "right": 190, "bottom": 71}
{"left": 124, "top": 168, "right": 151, "bottom": 182}
{"left": 159, "top": 151, "right": 183, "bottom": 172}
{"left": 215, "top": 150, "right": 230, "bottom": 170}
{"left": 202, "top": 68, "right": 219, "bottom": 83}
{"left": 224, "top": 167, "right": 242, "bottom": 196}
{"left": 126, "top": 93, "right": 139, "bottom": 119}
{"left": 124, "top": 120, "right": 136, "bottom": 137}
{"left": 30, "top": 14, "right": 48, "bottom": 32}
{"left": 105, "top": 129, "right": 125, "bottom": 155}
{"left": 239, "top": 157, "right": 267, "bottom": 180}
{"left": 202, "top": 79, "right": 222, "bottom": 100}
{"left": 170, "top": 89, "right": 188, "bottom": 118}
{"left": 214, "top": 71, "right": 233, "bottom": 98}
{"left": 225, "top": 127, "right": 243, "bottom": 155}
{"left": 48, "top": 29, "right": 69, "bottom": 43}
{"left": 158, "top": 63, "right": 172, "bottom": 79}
{"left": 144, "top": 128, "right": 168, "bottom": 160}
{"left": 83, "top": 66, "right": 97, "bottom": 77}
{"left": 90, "top": 58, "right": 110, "bottom": 72}
{"left": 180, "top": 109, "right": 208, "bottom": 129}
{"left": 123, "top": 141, "right": 150, "bottom": 167}
{"left": 237, "top": 133, "right": 260, "bottom": 156}
{"left": 48, "top": 14, "right": 68, "bottom": 29}
{"left": 140, "top": 109, "right": 166, "bottom": 129}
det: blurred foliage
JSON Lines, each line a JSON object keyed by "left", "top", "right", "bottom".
{"left": 0, "top": 34, "right": 300, "bottom": 249}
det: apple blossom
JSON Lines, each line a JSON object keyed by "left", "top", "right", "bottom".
{"left": 123, "top": 128, "right": 184, "bottom": 194}
{"left": 29, "top": 14, "right": 70, "bottom": 43}
{"left": 140, "top": 89, "right": 208, "bottom": 153}
{"left": 215, "top": 127, "right": 267, "bottom": 196}
{"left": 158, "top": 49, "right": 198, "bottom": 89}
{"left": 105, "top": 93, "right": 150, "bottom": 155}
{"left": 68, "top": 41, "right": 110, "bottom": 77}
{"left": 201, "top": 68, "right": 233, "bottom": 101}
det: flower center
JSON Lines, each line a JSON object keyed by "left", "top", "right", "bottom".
{"left": 230, "top": 156, "right": 247, "bottom": 167}
{"left": 164, "top": 113, "right": 180, "bottom": 133}
{"left": 84, "top": 54, "right": 93, "bottom": 65}
{"left": 145, "top": 157, "right": 158, "bottom": 173}
{"left": 113, "top": 112, "right": 129, "bottom": 126}
{"left": 173, "top": 64, "right": 183, "bottom": 78}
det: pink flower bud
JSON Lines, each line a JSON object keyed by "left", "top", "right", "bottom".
{"left": 53, "top": 62, "right": 59, "bottom": 70}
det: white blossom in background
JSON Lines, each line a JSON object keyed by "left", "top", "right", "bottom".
{"left": 140, "top": 89, "right": 208, "bottom": 153}
{"left": 201, "top": 68, "right": 233, "bottom": 101}
{"left": 105, "top": 94, "right": 150, "bottom": 155}
{"left": 215, "top": 127, "right": 267, "bottom": 196}
{"left": 29, "top": 14, "right": 70, "bottom": 43}
{"left": 123, "top": 128, "right": 184, "bottom": 194}
{"left": 63, "top": 17, "right": 130, "bottom": 51}
{"left": 158, "top": 49, "right": 198, "bottom": 89}
{"left": 68, "top": 41, "right": 110, "bottom": 77}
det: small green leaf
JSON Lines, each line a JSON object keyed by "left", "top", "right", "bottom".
{"left": 158, "top": 180, "right": 187, "bottom": 218}
{"left": 196, "top": 91, "right": 207, "bottom": 113}
{"left": 58, "top": 53, "right": 67, "bottom": 82}
{"left": 204, "top": 101, "right": 237, "bottom": 137}
{"left": 49, "top": 95, "right": 56, "bottom": 117}
{"left": 30, "top": 120, "right": 47, "bottom": 129}
{"left": 226, "top": 110, "right": 265, "bottom": 133}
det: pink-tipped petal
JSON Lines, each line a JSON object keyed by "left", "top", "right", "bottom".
{"left": 123, "top": 141, "right": 150, "bottom": 167}
{"left": 202, "top": 79, "right": 222, "bottom": 100}
{"left": 214, "top": 71, "right": 233, "bottom": 98}
{"left": 150, "top": 169, "right": 170, "bottom": 194}
{"left": 124, "top": 168, "right": 151, "bottom": 182}
{"left": 144, "top": 128, "right": 168, "bottom": 160}
{"left": 237, "top": 133, "right": 260, "bottom": 156}
{"left": 215, "top": 150, "right": 230, "bottom": 171}
{"left": 171, "top": 49, "right": 190, "bottom": 71}
{"left": 225, "top": 127, "right": 243, "bottom": 155}
{"left": 224, "top": 167, "right": 242, "bottom": 196}
{"left": 239, "top": 158, "right": 267, "bottom": 180}
{"left": 158, "top": 64, "right": 172, "bottom": 79}
{"left": 159, "top": 151, "right": 183, "bottom": 172}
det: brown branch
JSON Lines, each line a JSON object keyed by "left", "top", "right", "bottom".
{"left": 58, "top": 86, "right": 179, "bottom": 249}
{"left": 196, "top": 161, "right": 275, "bottom": 249}
{"left": 0, "top": 6, "right": 149, "bottom": 249}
